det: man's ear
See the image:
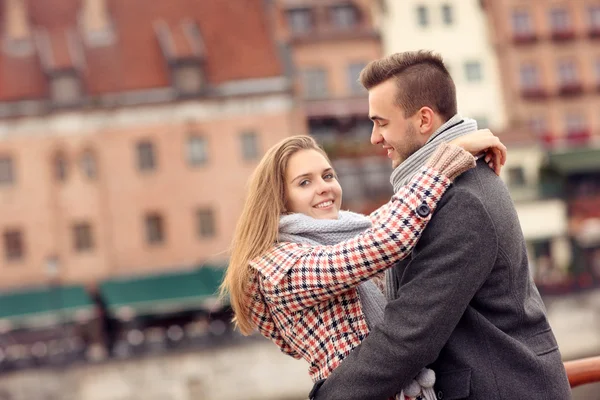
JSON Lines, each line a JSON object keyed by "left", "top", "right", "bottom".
{"left": 417, "top": 107, "right": 436, "bottom": 135}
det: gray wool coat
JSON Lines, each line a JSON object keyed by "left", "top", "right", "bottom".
{"left": 312, "top": 160, "right": 572, "bottom": 400}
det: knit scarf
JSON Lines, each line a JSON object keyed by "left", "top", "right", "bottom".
{"left": 278, "top": 211, "right": 386, "bottom": 329}
{"left": 386, "top": 114, "right": 478, "bottom": 301}
{"left": 278, "top": 211, "right": 437, "bottom": 400}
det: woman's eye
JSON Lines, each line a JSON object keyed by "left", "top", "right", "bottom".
{"left": 324, "top": 173, "right": 335, "bottom": 180}
{"left": 299, "top": 180, "right": 309, "bottom": 187}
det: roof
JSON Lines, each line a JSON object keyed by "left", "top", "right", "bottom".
{"left": 0, "top": 0, "right": 283, "bottom": 101}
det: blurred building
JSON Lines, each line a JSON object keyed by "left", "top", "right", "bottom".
{"left": 0, "top": 0, "right": 305, "bottom": 367}
{"left": 0, "top": 0, "right": 302, "bottom": 289}
{"left": 269, "top": 0, "right": 392, "bottom": 212}
{"left": 483, "top": 0, "right": 600, "bottom": 287}
{"left": 374, "top": 0, "right": 507, "bottom": 131}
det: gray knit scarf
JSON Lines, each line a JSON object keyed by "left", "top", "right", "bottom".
{"left": 386, "top": 114, "right": 478, "bottom": 300}
{"left": 278, "top": 211, "right": 386, "bottom": 329}
{"left": 279, "top": 211, "right": 438, "bottom": 400}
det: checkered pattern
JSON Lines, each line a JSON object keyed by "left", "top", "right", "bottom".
{"left": 248, "top": 167, "right": 451, "bottom": 382}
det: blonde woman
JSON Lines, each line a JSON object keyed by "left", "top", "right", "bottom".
{"left": 221, "top": 132, "right": 505, "bottom": 399}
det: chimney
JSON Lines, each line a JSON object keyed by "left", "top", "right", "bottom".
{"left": 81, "top": 0, "right": 109, "bottom": 33}
{"left": 4, "top": 0, "right": 30, "bottom": 40}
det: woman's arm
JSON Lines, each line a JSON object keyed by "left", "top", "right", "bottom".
{"left": 255, "top": 143, "right": 475, "bottom": 311}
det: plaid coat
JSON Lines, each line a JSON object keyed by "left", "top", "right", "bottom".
{"left": 248, "top": 167, "right": 452, "bottom": 382}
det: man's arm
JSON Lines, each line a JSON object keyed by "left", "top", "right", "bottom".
{"left": 314, "top": 187, "right": 499, "bottom": 400}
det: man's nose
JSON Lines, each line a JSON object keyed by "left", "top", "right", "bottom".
{"left": 371, "top": 126, "right": 382, "bottom": 145}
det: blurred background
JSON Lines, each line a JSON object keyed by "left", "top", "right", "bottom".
{"left": 0, "top": 0, "right": 598, "bottom": 399}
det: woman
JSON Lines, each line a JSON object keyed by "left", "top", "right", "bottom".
{"left": 221, "top": 132, "right": 506, "bottom": 399}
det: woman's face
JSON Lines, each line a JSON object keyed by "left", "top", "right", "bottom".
{"left": 284, "top": 149, "right": 342, "bottom": 220}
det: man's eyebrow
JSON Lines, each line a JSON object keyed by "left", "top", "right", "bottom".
{"left": 369, "top": 115, "right": 386, "bottom": 121}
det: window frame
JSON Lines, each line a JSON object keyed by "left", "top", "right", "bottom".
{"left": 3, "top": 229, "right": 24, "bottom": 261}
{"left": 145, "top": 213, "right": 165, "bottom": 245}
{"left": 136, "top": 140, "right": 157, "bottom": 172}
{"left": 73, "top": 222, "right": 94, "bottom": 252}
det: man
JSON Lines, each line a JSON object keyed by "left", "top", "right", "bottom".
{"left": 311, "top": 51, "right": 571, "bottom": 399}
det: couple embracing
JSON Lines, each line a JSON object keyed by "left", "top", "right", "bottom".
{"left": 222, "top": 51, "right": 571, "bottom": 400}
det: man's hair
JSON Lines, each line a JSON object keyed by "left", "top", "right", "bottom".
{"left": 359, "top": 50, "right": 457, "bottom": 122}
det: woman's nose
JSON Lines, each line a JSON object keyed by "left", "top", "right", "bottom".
{"left": 316, "top": 179, "right": 331, "bottom": 194}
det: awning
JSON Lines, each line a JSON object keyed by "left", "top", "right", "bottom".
{"left": 0, "top": 285, "right": 95, "bottom": 330}
{"left": 547, "top": 148, "right": 600, "bottom": 174}
{"left": 99, "top": 266, "right": 225, "bottom": 320}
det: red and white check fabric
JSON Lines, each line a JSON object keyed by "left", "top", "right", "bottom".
{"left": 248, "top": 167, "right": 451, "bottom": 382}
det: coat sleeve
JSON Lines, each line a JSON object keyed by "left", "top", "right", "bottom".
{"left": 313, "top": 188, "right": 499, "bottom": 400}
{"left": 255, "top": 167, "right": 452, "bottom": 313}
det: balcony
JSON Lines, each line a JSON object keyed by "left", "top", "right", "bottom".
{"left": 289, "top": 25, "right": 379, "bottom": 43}
{"left": 558, "top": 82, "right": 584, "bottom": 97}
{"left": 521, "top": 87, "right": 549, "bottom": 100}
{"left": 303, "top": 96, "right": 369, "bottom": 119}
{"left": 512, "top": 32, "right": 538, "bottom": 45}
{"left": 566, "top": 129, "right": 592, "bottom": 147}
{"left": 540, "top": 131, "right": 592, "bottom": 149}
{"left": 551, "top": 28, "right": 576, "bottom": 42}
{"left": 588, "top": 26, "right": 600, "bottom": 39}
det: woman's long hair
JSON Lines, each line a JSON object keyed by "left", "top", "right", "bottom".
{"left": 220, "top": 135, "right": 329, "bottom": 334}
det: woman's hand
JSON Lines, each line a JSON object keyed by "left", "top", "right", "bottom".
{"left": 449, "top": 129, "right": 507, "bottom": 175}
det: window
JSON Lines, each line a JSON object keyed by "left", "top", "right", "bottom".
{"left": 287, "top": 8, "right": 313, "bottom": 34}
{"left": 50, "top": 72, "right": 82, "bottom": 107}
{"left": 136, "top": 141, "right": 156, "bottom": 171}
{"left": 416, "top": 5, "right": 428, "bottom": 27}
{"left": 196, "top": 208, "right": 216, "bottom": 238}
{"left": 172, "top": 64, "right": 203, "bottom": 95}
{"left": 347, "top": 63, "right": 367, "bottom": 94}
{"left": 441, "top": 4, "right": 453, "bottom": 25}
{"left": 331, "top": 4, "right": 358, "bottom": 29}
{"left": 54, "top": 154, "right": 68, "bottom": 181}
{"left": 529, "top": 116, "right": 547, "bottom": 134}
{"left": 475, "top": 116, "right": 489, "bottom": 129}
{"left": 549, "top": 8, "right": 571, "bottom": 31}
{"left": 519, "top": 64, "right": 540, "bottom": 88}
{"left": 590, "top": 6, "right": 600, "bottom": 29}
{"left": 511, "top": 10, "right": 533, "bottom": 35}
{"left": 565, "top": 113, "right": 586, "bottom": 133}
{"left": 507, "top": 167, "right": 526, "bottom": 187}
{"left": 301, "top": 68, "right": 328, "bottom": 98}
{"left": 240, "top": 131, "right": 260, "bottom": 161}
{"left": 145, "top": 213, "right": 165, "bottom": 245}
{"left": 464, "top": 61, "right": 483, "bottom": 82}
{"left": 80, "top": 151, "right": 97, "bottom": 179}
{"left": 557, "top": 60, "right": 578, "bottom": 84}
{"left": 3, "top": 229, "right": 23, "bottom": 261}
{"left": 0, "top": 157, "right": 14, "bottom": 185}
{"left": 187, "top": 136, "right": 208, "bottom": 166}
{"left": 73, "top": 223, "right": 94, "bottom": 252}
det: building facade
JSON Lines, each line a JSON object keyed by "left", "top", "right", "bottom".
{"left": 270, "top": 0, "right": 391, "bottom": 212}
{"left": 483, "top": 0, "right": 600, "bottom": 288}
{"left": 375, "top": 0, "right": 507, "bottom": 131}
{"left": 0, "top": 0, "right": 303, "bottom": 290}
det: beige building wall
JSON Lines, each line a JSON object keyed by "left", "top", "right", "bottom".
{"left": 0, "top": 95, "right": 303, "bottom": 290}
{"left": 484, "top": 0, "right": 600, "bottom": 144}
{"left": 376, "top": 0, "right": 507, "bottom": 130}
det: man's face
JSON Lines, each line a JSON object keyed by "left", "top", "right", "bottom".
{"left": 368, "top": 79, "right": 424, "bottom": 169}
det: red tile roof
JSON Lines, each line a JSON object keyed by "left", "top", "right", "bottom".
{"left": 0, "top": 0, "right": 282, "bottom": 101}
